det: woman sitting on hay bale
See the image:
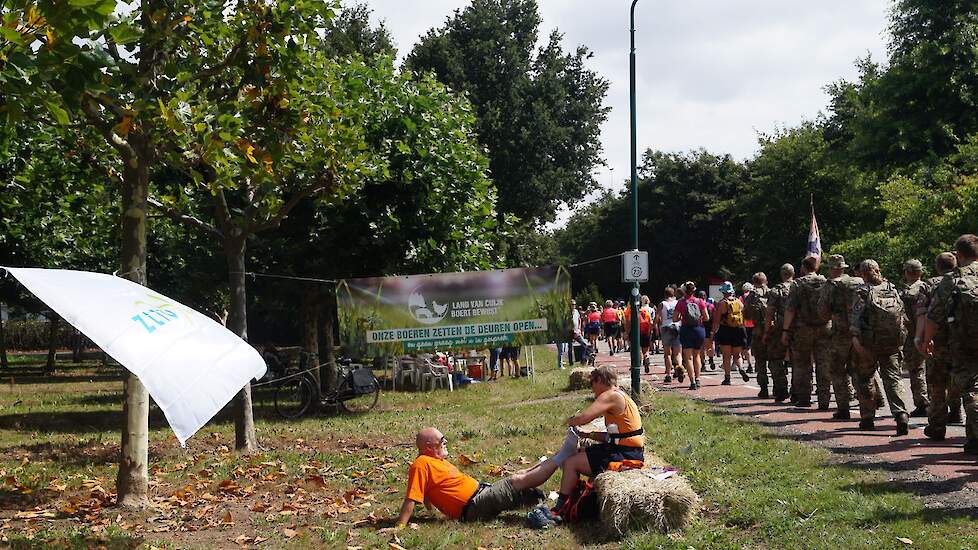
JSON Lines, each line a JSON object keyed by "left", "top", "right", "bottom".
{"left": 557, "top": 365, "right": 644, "bottom": 512}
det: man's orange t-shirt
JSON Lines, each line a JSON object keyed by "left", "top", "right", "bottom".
{"left": 406, "top": 455, "right": 479, "bottom": 520}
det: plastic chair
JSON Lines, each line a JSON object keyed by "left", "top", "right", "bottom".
{"left": 395, "top": 356, "right": 419, "bottom": 389}
{"left": 419, "top": 360, "right": 453, "bottom": 392}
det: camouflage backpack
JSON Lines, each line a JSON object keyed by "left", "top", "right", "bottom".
{"left": 949, "top": 272, "right": 978, "bottom": 351}
{"left": 743, "top": 288, "right": 768, "bottom": 324}
{"left": 799, "top": 276, "right": 827, "bottom": 324}
{"left": 863, "top": 281, "right": 906, "bottom": 352}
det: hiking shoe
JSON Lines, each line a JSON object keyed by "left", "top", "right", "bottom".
{"left": 924, "top": 425, "right": 946, "bottom": 441}
{"left": 738, "top": 368, "right": 750, "bottom": 382}
{"left": 695, "top": 379, "right": 701, "bottom": 389}
{"left": 859, "top": 419, "right": 875, "bottom": 430}
{"left": 875, "top": 394, "right": 885, "bottom": 410}
{"left": 689, "top": 380, "right": 697, "bottom": 390}
{"left": 526, "top": 505, "right": 556, "bottom": 529}
{"left": 964, "top": 439, "right": 978, "bottom": 455}
{"left": 757, "top": 387, "right": 769, "bottom": 399}
{"left": 832, "top": 409, "right": 851, "bottom": 420}
{"left": 895, "top": 413, "right": 910, "bottom": 436}
{"left": 708, "top": 358, "right": 716, "bottom": 370}
{"left": 677, "top": 370, "right": 685, "bottom": 383}
{"left": 818, "top": 403, "right": 830, "bottom": 411}
{"left": 909, "top": 407, "right": 928, "bottom": 418}
{"left": 721, "top": 377, "right": 731, "bottom": 386}
{"left": 663, "top": 375, "right": 672, "bottom": 384}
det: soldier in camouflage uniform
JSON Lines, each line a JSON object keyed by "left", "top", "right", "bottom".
{"left": 916, "top": 252, "right": 961, "bottom": 440}
{"left": 851, "top": 259, "right": 911, "bottom": 435}
{"left": 898, "top": 259, "right": 930, "bottom": 417}
{"left": 923, "top": 235, "right": 978, "bottom": 455}
{"left": 743, "top": 272, "right": 771, "bottom": 398}
{"left": 782, "top": 256, "right": 832, "bottom": 409}
{"left": 764, "top": 264, "right": 794, "bottom": 402}
{"left": 817, "top": 254, "right": 860, "bottom": 419}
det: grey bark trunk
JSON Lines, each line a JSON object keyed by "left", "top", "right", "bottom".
{"left": 321, "top": 289, "right": 337, "bottom": 392}
{"left": 45, "top": 314, "right": 59, "bottom": 371}
{"left": 116, "top": 155, "right": 150, "bottom": 509}
{"left": 225, "top": 236, "right": 258, "bottom": 453}
{"left": 301, "top": 285, "right": 320, "bottom": 389}
{"left": 71, "top": 329, "right": 83, "bottom": 362}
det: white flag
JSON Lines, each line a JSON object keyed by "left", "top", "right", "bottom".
{"left": 2, "top": 267, "right": 266, "bottom": 444}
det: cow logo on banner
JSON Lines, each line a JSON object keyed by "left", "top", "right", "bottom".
{"left": 337, "top": 266, "right": 573, "bottom": 355}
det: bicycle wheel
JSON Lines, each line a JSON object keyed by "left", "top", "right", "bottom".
{"left": 339, "top": 377, "right": 380, "bottom": 414}
{"left": 274, "top": 375, "right": 315, "bottom": 419}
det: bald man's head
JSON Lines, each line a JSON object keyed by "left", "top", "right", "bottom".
{"left": 416, "top": 427, "right": 447, "bottom": 458}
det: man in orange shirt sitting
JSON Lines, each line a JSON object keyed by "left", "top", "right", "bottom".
{"left": 394, "top": 426, "right": 581, "bottom": 524}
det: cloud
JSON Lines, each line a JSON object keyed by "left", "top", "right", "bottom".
{"left": 364, "top": 0, "right": 889, "bottom": 221}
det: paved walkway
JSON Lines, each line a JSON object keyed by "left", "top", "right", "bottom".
{"left": 563, "top": 343, "right": 978, "bottom": 506}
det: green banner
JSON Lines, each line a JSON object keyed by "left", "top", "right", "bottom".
{"left": 337, "top": 266, "right": 572, "bottom": 355}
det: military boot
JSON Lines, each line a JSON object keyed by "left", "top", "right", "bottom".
{"left": 964, "top": 439, "right": 978, "bottom": 455}
{"left": 895, "top": 413, "right": 910, "bottom": 436}
{"left": 832, "top": 409, "right": 851, "bottom": 420}
{"left": 923, "top": 425, "right": 946, "bottom": 441}
{"left": 757, "top": 387, "right": 769, "bottom": 399}
{"left": 859, "top": 418, "right": 875, "bottom": 430}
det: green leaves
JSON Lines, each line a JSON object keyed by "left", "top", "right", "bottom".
{"left": 42, "top": 99, "right": 70, "bottom": 125}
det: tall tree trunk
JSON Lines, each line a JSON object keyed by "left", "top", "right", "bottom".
{"left": 116, "top": 155, "right": 150, "bottom": 509}
{"left": 225, "top": 235, "right": 258, "bottom": 453}
{"left": 301, "top": 284, "right": 320, "bottom": 389}
{"left": 321, "top": 289, "right": 338, "bottom": 393}
{"left": 71, "top": 329, "right": 82, "bottom": 363}
{"left": 45, "top": 314, "right": 59, "bottom": 372}
{"left": 0, "top": 304, "right": 8, "bottom": 369}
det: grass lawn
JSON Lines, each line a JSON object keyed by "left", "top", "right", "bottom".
{"left": 0, "top": 348, "right": 975, "bottom": 549}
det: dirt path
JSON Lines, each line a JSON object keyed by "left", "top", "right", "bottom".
{"left": 560, "top": 343, "right": 978, "bottom": 514}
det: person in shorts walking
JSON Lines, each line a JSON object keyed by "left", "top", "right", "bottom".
{"left": 713, "top": 281, "right": 750, "bottom": 386}
{"left": 659, "top": 287, "right": 682, "bottom": 378}
{"left": 674, "top": 282, "right": 710, "bottom": 389}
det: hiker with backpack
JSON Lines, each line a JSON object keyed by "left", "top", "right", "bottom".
{"left": 782, "top": 256, "right": 833, "bottom": 409}
{"left": 674, "top": 281, "right": 710, "bottom": 389}
{"left": 921, "top": 234, "right": 978, "bottom": 455}
{"left": 915, "top": 252, "right": 962, "bottom": 441}
{"left": 743, "top": 273, "right": 771, "bottom": 397}
{"left": 697, "top": 290, "right": 718, "bottom": 372}
{"left": 851, "top": 259, "right": 912, "bottom": 435}
{"left": 658, "top": 287, "right": 682, "bottom": 380}
{"left": 898, "top": 259, "right": 931, "bottom": 418}
{"left": 623, "top": 294, "right": 656, "bottom": 372}
{"left": 764, "top": 264, "right": 795, "bottom": 402}
{"left": 817, "top": 254, "right": 863, "bottom": 420}
{"left": 713, "top": 281, "right": 750, "bottom": 386}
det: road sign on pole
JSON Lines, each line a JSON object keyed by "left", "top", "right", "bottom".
{"left": 621, "top": 250, "right": 649, "bottom": 283}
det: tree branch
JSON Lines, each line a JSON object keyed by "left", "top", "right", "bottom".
{"left": 189, "top": 35, "right": 248, "bottom": 83}
{"left": 213, "top": 188, "right": 233, "bottom": 232}
{"left": 148, "top": 196, "right": 223, "bottom": 239}
{"left": 250, "top": 171, "right": 337, "bottom": 234}
{"left": 80, "top": 95, "right": 137, "bottom": 167}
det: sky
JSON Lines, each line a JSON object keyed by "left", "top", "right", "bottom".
{"left": 364, "top": 0, "right": 891, "bottom": 222}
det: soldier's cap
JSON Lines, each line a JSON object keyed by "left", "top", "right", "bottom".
{"left": 780, "top": 263, "right": 794, "bottom": 275}
{"left": 827, "top": 254, "right": 848, "bottom": 269}
{"left": 742, "top": 282, "right": 754, "bottom": 292}
{"left": 904, "top": 259, "right": 923, "bottom": 272}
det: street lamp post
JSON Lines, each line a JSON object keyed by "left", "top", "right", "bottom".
{"left": 628, "top": 0, "right": 641, "bottom": 397}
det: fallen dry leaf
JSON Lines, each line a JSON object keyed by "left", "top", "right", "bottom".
{"left": 220, "top": 511, "right": 233, "bottom": 525}
{"left": 282, "top": 527, "right": 299, "bottom": 539}
{"left": 897, "top": 537, "right": 913, "bottom": 545}
{"left": 457, "top": 454, "right": 479, "bottom": 466}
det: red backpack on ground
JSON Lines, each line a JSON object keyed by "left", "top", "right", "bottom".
{"left": 553, "top": 479, "right": 599, "bottom": 523}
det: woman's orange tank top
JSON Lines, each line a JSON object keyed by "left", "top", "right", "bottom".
{"left": 604, "top": 389, "right": 644, "bottom": 448}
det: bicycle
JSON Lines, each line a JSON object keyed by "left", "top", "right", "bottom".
{"left": 273, "top": 353, "right": 380, "bottom": 419}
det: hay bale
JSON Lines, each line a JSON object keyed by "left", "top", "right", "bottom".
{"left": 616, "top": 377, "right": 655, "bottom": 394}
{"left": 567, "top": 367, "right": 594, "bottom": 390}
{"left": 594, "top": 467, "right": 700, "bottom": 538}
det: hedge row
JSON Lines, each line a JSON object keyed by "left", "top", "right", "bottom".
{"left": 1, "top": 320, "right": 92, "bottom": 352}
